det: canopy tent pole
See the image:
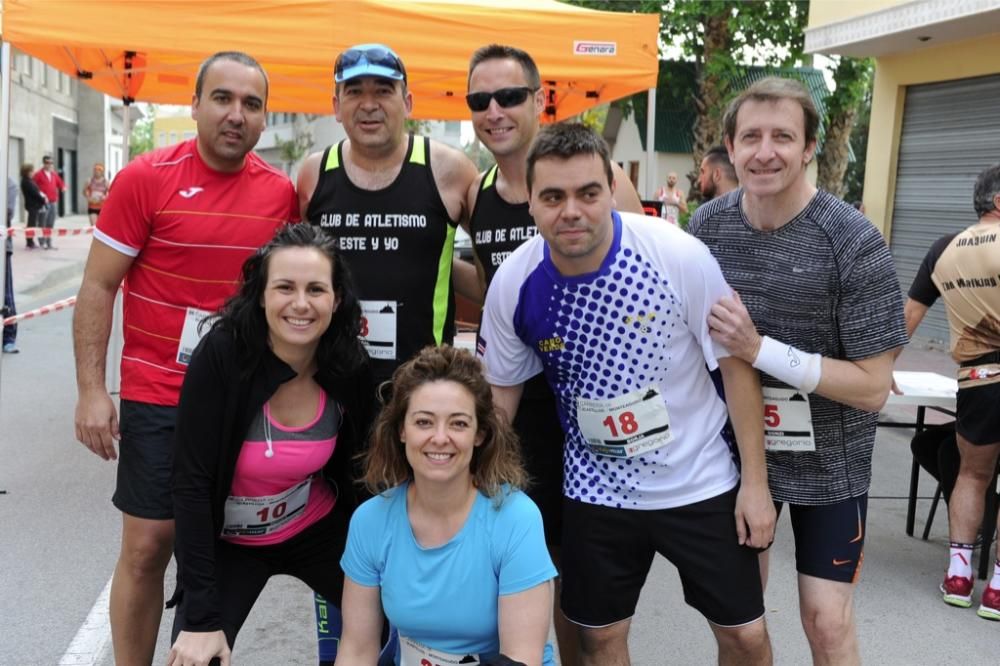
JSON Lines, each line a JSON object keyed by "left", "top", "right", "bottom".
{"left": 0, "top": 42, "right": 13, "bottom": 385}
{"left": 644, "top": 86, "right": 657, "bottom": 199}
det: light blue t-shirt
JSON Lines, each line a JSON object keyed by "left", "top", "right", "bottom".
{"left": 341, "top": 484, "right": 557, "bottom": 665}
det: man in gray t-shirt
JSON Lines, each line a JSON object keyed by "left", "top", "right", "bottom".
{"left": 691, "top": 77, "right": 906, "bottom": 665}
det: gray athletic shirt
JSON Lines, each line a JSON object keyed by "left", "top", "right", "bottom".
{"left": 691, "top": 190, "right": 907, "bottom": 504}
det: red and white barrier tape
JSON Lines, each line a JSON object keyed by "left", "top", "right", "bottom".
{"left": 5, "top": 226, "right": 95, "bottom": 238}
{"left": 3, "top": 296, "right": 76, "bottom": 326}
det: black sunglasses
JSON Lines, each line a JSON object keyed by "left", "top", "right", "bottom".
{"left": 465, "top": 86, "right": 538, "bottom": 112}
{"left": 334, "top": 47, "right": 406, "bottom": 82}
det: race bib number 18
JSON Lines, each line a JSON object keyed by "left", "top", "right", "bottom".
{"left": 576, "top": 385, "right": 672, "bottom": 458}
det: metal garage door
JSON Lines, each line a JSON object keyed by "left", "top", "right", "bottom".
{"left": 889, "top": 73, "right": 1000, "bottom": 344}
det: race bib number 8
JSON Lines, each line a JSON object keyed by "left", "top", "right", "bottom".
{"left": 399, "top": 636, "right": 480, "bottom": 666}
{"left": 360, "top": 300, "right": 397, "bottom": 360}
{"left": 576, "top": 385, "right": 672, "bottom": 458}
{"left": 762, "top": 387, "right": 815, "bottom": 452}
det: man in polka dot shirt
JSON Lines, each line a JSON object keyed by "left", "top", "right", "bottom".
{"left": 479, "top": 122, "right": 775, "bottom": 666}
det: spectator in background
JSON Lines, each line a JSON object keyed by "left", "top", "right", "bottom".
{"left": 3, "top": 176, "right": 18, "bottom": 353}
{"left": 19, "top": 163, "right": 46, "bottom": 250}
{"left": 656, "top": 171, "right": 688, "bottom": 224}
{"left": 698, "top": 146, "right": 739, "bottom": 201}
{"left": 899, "top": 163, "right": 1000, "bottom": 619}
{"left": 32, "top": 154, "right": 66, "bottom": 250}
{"left": 83, "top": 163, "right": 110, "bottom": 224}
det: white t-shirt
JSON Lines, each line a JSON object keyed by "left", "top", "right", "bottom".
{"left": 479, "top": 211, "right": 740, "bottom": 510}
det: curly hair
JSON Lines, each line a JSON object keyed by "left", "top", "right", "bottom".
{"left": 208, "top": 223, "right": 367, "bottom": 378}
{"left": 362, "top": 345, "right": 526, "bottom": 503}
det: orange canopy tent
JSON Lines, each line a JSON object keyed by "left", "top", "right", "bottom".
{"left": 0, "top": 0, "right": 659, "bottom": 120}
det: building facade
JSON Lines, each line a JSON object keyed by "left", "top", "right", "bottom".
{"left": 806, "top": 0, "right": 1000, "bottom": 343}
{"left": 8, "top": 47, "right": 130, "bottom": 222}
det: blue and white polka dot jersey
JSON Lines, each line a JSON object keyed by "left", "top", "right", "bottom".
{"left": 480, "top": 212, "right": 741, "bottom": 510}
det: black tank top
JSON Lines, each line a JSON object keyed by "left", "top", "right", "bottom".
{"left": 469, "top": 164, "right": 540, "bottom": 286}
{"left": 469, "top": 164, "right": 553, "bottom": 403}
{"left": 306, "top": 135, "right": 456, "bottom": 383}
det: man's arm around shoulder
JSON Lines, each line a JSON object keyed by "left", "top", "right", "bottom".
{"left": 709, "top": 293, "right": 898, "bottom": 412}
{"left": 610, "top": 162, "right": 644, "bottom": 215}
{"left": 429, "top": 140, "right": 478, "bottom": 224}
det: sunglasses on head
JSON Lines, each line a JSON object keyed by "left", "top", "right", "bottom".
{"left": 465, "top": 86, "right": 537, "bottom": 112}
{"left": 335, "top": 46, "right": 405, "bottom": 81}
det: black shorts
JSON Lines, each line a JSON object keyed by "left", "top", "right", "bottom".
{"left": 171, "top": 501, "right": 349, "bottom": 648}
{"left": 956, "top": 380, "right": 1000, "bottom": 446}
{"left": 515, "top": 374, "right": 564, "bottom": 546}
{"left": 776, "top": 494, "right": 868, "bottom": 584}
{"left": 560, "top": 487, "right": 764, "bottom": 628}
{"left": 87, "top": 207, "right": 102, "bottom": 216}
{"left": 113, "top": 399, "right": 178, "bottom": 520}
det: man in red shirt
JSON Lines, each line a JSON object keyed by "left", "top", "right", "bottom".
{"left": 73, "top": 51, "right": 298, "bottom": 665}
{"left": 31, "top": 154, "right": 65, "bottom": 249}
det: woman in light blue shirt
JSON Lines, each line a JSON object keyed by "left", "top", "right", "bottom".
{"left": 337, "top": 345, "right": 557, "bottom": 666}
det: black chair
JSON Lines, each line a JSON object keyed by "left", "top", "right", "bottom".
{"left": 912, "top": 424, "right": 1000, "bottom": 580}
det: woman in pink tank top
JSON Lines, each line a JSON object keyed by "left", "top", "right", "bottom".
{"left": 169, "top": 224, "right": 374, "bottom": 666}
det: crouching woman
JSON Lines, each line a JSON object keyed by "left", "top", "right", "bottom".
{"left": 337, "top": 346, "right": 557, "bottom": 666}
{"left": 168, "top": 224, "right": 373, "bottom": 665}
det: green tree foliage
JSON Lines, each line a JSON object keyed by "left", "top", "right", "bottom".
{"left": 817, "top": 57, "right": 873, "bottom": 199}
{"left": 843, "top": 79, "right": 871, "bottom": 204}
{"left": 275, "top": 114, "right": 315, "bottom": 173}
{"left": 129, "top": 107, "right": 155, "bottom": 159}
{"left": 463, "top": 137, "right": 495, "bottom": 172}
{"left": 568, "top": 1, "right": 808, "bottom": 189}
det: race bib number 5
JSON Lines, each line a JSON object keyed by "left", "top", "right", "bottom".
{"left": 576, "top": 385, "right": 672, "bottom": 458}
{"left": 762, "top": 387, "right": 815, "bottom": 452}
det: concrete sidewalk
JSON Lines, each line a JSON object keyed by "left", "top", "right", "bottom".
{"left": 8, "top": 213, "right": 92, "bottom": 305}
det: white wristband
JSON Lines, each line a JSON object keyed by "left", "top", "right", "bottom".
{"left": 752, "top": 335, "right": 822, "bottom": 393}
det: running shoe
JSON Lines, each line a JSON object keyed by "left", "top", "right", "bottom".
{"left": 941, "top": 575, "right": 974, "bottom": 608}
{"left": 978, "top": 586, "right": 1000, "bottom": 620}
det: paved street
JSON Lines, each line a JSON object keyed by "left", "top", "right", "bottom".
{"left": 1, "top": 218, "right": 997, "bottom": 664}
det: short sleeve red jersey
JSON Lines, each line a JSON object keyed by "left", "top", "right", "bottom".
{"left": 95, "top": 139, "right": 300, "bottom": 405}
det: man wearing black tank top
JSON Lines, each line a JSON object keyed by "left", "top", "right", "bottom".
{"left": 465, "top": 45, "right": 644, "bottom": 666}
{"left": 295, "top": 43, "right": 478, "bottom": 665}
{"left": 297, "top": 43, "right": 478, "bottom": 390}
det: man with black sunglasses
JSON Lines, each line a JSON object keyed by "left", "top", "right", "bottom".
{"left": 297, "top": 45, "right": 477, "bottom": 662}
{"left": 465, "top": 44, "right": 644, "bottom": 666}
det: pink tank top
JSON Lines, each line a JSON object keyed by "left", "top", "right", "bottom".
{"left": 222, "top": 390, "right": 340, "bottom": 546}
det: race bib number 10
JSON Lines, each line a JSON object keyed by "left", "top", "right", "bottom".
{"left": 576, "top": 385, "right": 672, "bottom": 458}
{"left": 762, "top": 387, "right": 815, "bottom": 452}
{"left": 222, "top": 479, "right": 311, "bottom": 537}
{"left": 360, "top": 300, "right": 397, "bottom": 360}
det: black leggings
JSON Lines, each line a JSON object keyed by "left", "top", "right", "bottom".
{"left": 171, "top": 502, "right": 349, "bottom": 652}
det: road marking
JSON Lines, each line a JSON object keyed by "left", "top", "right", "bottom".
{"left": 59, "top": 576, "right": 113, "bottom": 665}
